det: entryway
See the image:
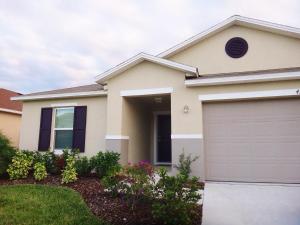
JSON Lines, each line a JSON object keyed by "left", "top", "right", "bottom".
{"left": 122, "top": 94, "right": 171, "bottom": 165}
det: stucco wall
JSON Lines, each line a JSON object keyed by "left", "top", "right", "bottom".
{"left": 19, "top": 96, "right": 107, "bottom": 157}
{"left": 169, "top": 25, "right": 300, "bottom": 75}
{"left": 0, "top": 111, "right": 21, "bottom": 147}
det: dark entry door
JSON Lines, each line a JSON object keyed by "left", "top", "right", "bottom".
{"left": 157, "top": 114, "right": 171, "bottom": 163}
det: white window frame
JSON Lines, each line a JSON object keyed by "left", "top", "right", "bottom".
{"left": 53, "top": 107, "right": 75, "bottom": 152}
{"left": 153, "top": 111, "right": 172, "bottom": 166}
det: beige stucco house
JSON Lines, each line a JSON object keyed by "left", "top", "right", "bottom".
{"left": 13, "top": 16, "right": 300, "bottom": 183}
{"left": 0, "top": 88, "right": 22, "bottom": 147}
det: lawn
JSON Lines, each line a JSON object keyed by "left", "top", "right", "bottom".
{"left": 0, "top": 184, "right": 108, "bottom": 225}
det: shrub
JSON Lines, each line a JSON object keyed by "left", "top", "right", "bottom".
{"left": 152, "top": 168, "right": 202, "bottom": 225}
{"left": 42, "top": 151, "right": 59, "bottom": 174}
{"left": 61, "top": 154, "right": 78, "bottom": 184}
{"left": 75, "top": 156, "right": 92, "bottom": 177}
{"left": 103, "top": 161, "right": 155, "bottom": 209}
{"left": 90, "top": 151, "right": 120, "bottom": 178}
{"left": 175, "top": 152, "right": 199, "bottom": 178}
{"left": 7, "top": 151, "right": 33, "bottom": 179}
{"left": 0, "top": 132, "right": 16, "bottom": 177}
{"left": 33, "top": 162, "right": 47, "bottom": 181}
{"left": 102, "top": 165, "right": 123, "bottom": 197}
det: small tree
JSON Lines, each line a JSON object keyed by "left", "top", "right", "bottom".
{"left": 175, "top": 151, "right": 199, "bottom": 178}
{"left": 0, "top": 132, "right": 16, "bottom": 177}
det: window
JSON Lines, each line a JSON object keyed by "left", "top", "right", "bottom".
{"left": 54, "top": 107, "right": 74, "bottom": 150}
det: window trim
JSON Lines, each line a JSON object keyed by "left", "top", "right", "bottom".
{"left": 53, "top": 107, "right": 75, "bottom": 151}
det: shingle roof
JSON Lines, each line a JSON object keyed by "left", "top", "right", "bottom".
{"left": 22, "top": 84, "right": 103, "bottom": 97}
{"left": 0, "top": 88, "right": 23, "bottom": 111}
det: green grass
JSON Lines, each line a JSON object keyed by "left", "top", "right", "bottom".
{"left": 0, "top": 184, "right": 108, "bottom": 225}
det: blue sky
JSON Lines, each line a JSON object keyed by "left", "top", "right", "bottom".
{"left": 0, "top": 0, "right": 299, "bottom": 94}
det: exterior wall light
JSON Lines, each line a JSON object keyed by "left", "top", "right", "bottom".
{"left": 183, "top": 105, "right": 189, "bottom": 113}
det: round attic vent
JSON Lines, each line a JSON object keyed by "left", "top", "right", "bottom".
{"left": 225, "top": 37, "right": 248, "bottom": 58}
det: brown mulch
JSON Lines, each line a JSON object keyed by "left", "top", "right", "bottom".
{"left": 0, "top": 175, "right": 203, "bottom": 225}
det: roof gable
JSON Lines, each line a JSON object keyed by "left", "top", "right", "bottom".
{"left": 158, "top": 15, "right": 300, "bottom": 58}
{"left": 95, "top": 53, "right": 198, "bottom": 84}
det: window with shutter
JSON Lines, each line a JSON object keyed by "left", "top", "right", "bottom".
{"left": 38, "top": 108, "right": 53, "bottom": 151}
{"left": 72, "top": 106, "right": 87, "bottom": 153}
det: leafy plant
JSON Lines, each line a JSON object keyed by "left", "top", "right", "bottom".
{"left": 61, "top": 154, "right": 78, "bottom": 184}
{"left": 33, "top": 162, "right": 47, "bottom": 181}
{"left": 75, "top": 156, "right": 92, "bottom": 177}
{"left": 7, "top": 151, "right": 33, "bottom": 179}
{"left": 0, "top": 132, "right": 16, "bottom": 177}
{"left": 102, "top": 165, "right": 123, "bottom": 197}
{"left": 152, "top": 168, "right": 202, "bottom": 225}
{"left": 90, "top": 151, "right": 120, "bottom": 178}
{"left": 175, "top": 151, "right": 199, "bottom": 178}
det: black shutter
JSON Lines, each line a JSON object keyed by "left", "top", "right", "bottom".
{"left": 72, "top": 106, "right": 87, "bottom": 152}
{"left": 38, "top": 108, "right": 53, "bottom": 151}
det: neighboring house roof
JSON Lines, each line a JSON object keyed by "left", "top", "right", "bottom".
{"left": 11, "top": 84, "right": 106, "bottom": 101}
{"left": 0, "top": 88, "right": 22, "bottom": 114}
{"left": 158, "top": 15, "right": 300, "bottom": 58}
{"left": 95, "top": 53, "right": 199, "bottom": 84}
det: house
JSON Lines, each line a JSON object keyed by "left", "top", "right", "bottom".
{"left": 12, "top": 16, "right": 300, "bottom": 183}
{"left": 0, "top": 88, "right": 22, "bottom": 147}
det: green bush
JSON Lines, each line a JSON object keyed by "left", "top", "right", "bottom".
{"left": 75, "top": 156, "right": 92, "bottom": 177}
{"left": 0, "top": 132, "right": 16, "bottom": 177}
{"left": 7, "top": 151, "right": 33, "bottom": 179}
{"left": 33, "top": 162, "right": 47, "bottom": 181}
{"left": 90, "top": 151, "right": 120, "bottom": 178}
{"left": 61, "top": 154, "right": 78, "bottom": 184}
{"left": 175, "top": 152, "right": 199, "bottom": 178}
{"left": 102, "top": 165, "right": 122, "bottom": 197}
{"left": 152, "top": 168, "right": 202, "bottom": 225}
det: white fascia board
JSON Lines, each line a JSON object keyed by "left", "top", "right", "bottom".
{"left": 105, "top": 135, "right": 129, "bottom": 140}
{"left": 158, "top": 15, "right": 300, "bottom": 58}
{"left": 11, "top": 90, "right": 107, "bottom": 101}
{"left": 95, "top": 53, "right": 198, "bottom": 83}
{"left": 199, "top": 88, "right": 300, "bottom": 102}
{"left": 120, "top": 87, "right": 173, "bottom": 97}
{"left": 171, "top": 134, "right": 203, "bottom": 139}
{"left": 185, "top": 71, "right": 300, "bottom": 87}
{"left": 0, "top": 108, "right": 22, "bottom": 115}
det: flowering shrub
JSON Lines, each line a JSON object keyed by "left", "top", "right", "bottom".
{"left": 7, "top": 151, "right": 33, "bottom": 179}
{"left": 152, "top": 168, "right": 201, "bottom": 225}
{"left": 61, "top": 155, "right": 78, "bottom": 184}
{"left": 33, "top": 162, "right": 47, "bottom": 181}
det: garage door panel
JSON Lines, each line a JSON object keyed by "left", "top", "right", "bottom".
{"left": 203, "top": 98, "right": 300, "bottom": 183}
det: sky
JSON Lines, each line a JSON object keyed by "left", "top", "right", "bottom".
{"left": 0, "top": 0, "right": 299, "bottom": 94}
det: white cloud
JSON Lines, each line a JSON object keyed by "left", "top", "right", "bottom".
{"left": 0, "top": 0, "right": 299, "bottom": 93}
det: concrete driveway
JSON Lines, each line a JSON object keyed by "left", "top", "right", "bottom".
{"left": 202, "top": 182, "right": 300, "bottom": 225}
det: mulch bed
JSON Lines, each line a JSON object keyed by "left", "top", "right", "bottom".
{"left": 0, "top": 175, "right": 203, "bottom": 225}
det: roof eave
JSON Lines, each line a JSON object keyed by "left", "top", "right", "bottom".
{"left": 95, "top": 53, "right": 198, "bottom": 84}
{"left": 11, "top": 90, "right": 107, "bottom": 101}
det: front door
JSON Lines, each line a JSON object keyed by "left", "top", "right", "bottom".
{"left": 156, "top": 114, "right": 171, "bottom": 164}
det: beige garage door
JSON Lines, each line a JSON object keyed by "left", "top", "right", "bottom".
{"left": 203, "top": 98, "right": 300, "bottom": 183}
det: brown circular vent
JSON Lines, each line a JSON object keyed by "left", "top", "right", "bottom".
{"left": 225, "top": 37, "right": 248, "bottom": 58}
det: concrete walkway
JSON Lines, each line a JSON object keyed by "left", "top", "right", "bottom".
{"left": 202, "top": 182, "right": 300, "bottom": 225}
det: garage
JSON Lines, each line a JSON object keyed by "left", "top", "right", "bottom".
{"left": 203, "top": 98, "right": 300, "bottom": 183}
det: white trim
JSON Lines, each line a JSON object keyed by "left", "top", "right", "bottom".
{"left": 153, "top": 111, "right": 172, "bottom": 165}
{"left": 121, "top": 87, "right": 173, "bottom": 97}
{"left": 199, "top": 88, "right": 300, "bottom": 101}
{"left": 0, "top": 107, "right": 22, "bottom": 115}
{"left": 171, "top": 134, "right": 203, "bottom": 139}
{"left": 105, "top": 135, "right": 130, "bottom": 140}
{"left": 185, "top": 71, "right": 300, "bottom": 87}
{"left": 158, "top": 15, "right": 300, "bottom": 58}
{"left": 50, "top": 103, "right": 78, "bottom": 107}
{"left": 11, "top": 90, "right": 107, "bottom": 101}
{"left": 95, "top": 53, "right": 198, "bottom": 83}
